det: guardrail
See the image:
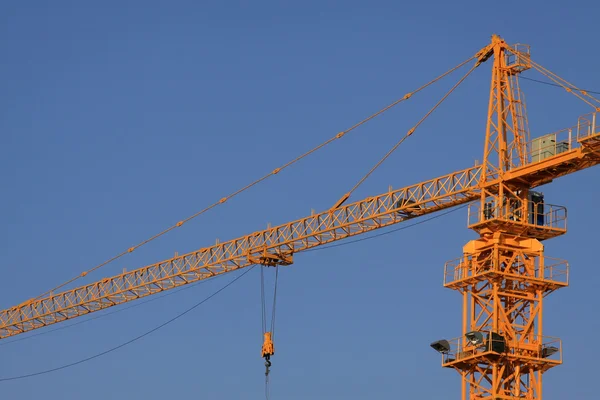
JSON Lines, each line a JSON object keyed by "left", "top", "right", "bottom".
{"left": 439, "top": 334, "right": 562, "bottom": 365}
{"left": 577, "top": 111, "right": 599, "bottom": 141}
{"left": 443, "top": 252, "right": 569, "bottom": 287}
{"left": 512, "top": 111, "right": 599, "bottom": 168}
{"left": 467, "top": 200, "right": 567, "bottom": 230}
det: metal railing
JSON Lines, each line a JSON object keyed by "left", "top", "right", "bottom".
{"left": 440, "top": 334, "right": 562, "bottom": 365}
{"left": 506, "top": 44, "right": 531, "bottom": 72}
{"left": 577, "top": 111, "right": 599, "bottom": 141}
{"left": 467, "top": 200, "right": 567, "bottom": 230}
{"left": 512, "top": 111, "right": 599, "bottom": 167}
{"left": 443, "top": 252, "right": 569, "bottom": 286}
{"left": 527, "top": 128, "right": 574, "bottom": 164}
{"left": 542, "top": 256, "right": 570, "bottom": 284}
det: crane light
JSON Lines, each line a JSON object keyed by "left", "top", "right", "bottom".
{"left": 430, "top": 339, "right": 451, "bottom": 354}
{"left": 542, "top": 346, "right": 559, "bottom": 358}
{"left": 465, "top": 331, "right": 485, "bottom": 346}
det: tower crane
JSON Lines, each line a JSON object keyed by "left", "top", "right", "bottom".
{"left": 1, "top": 34, "right": 599, "bottom": 399}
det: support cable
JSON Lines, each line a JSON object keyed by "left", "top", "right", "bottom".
{"left": 527, "top": 58, "right": 600, "bottom": 109}
{"left": 336, "top": 61, "right": 481, "bottom": 205}
{"left": 28, "top": 53, "right": 479, "bottom": 305}
{"left": 520, "top": 76, "right": 600, "bottom": 95}
{"left": 0, "top": 265, "right": 256, "bottom": 382}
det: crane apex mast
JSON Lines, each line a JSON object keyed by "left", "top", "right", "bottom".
{"left": 430, "top": 35, "right": 572, "bottom": 400}
{"left": 482, "top": 34, "right": 532, "bottom": 183}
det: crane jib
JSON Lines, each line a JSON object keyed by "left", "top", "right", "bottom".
{"left": 0, "top": 166, "right": 482, "bottom": 339}
{"left": 1, "top": 125, "right": 599, "bottom": 340}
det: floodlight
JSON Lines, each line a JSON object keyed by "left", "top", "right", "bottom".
{"left": 430, "top": 339, "right": 451, "bottom": 354}
{"left": 542, "top": 346, "right": 559, "bottom": 358}
{"left": 465, "top": 331, "right": 485, "bottom": 346}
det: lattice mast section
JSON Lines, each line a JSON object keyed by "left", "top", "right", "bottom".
{"left": 481, "top": 35, "right": 531, "bottom": 181}
{"left": 443, "top": 234, "right": 567, "bottom": 399}
{"left": 436, "top": 35, "right": 568, "bottom": 400}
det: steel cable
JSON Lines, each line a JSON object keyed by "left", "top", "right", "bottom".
{"left": 27, "top": 52, "right": 479, "bottom": 305}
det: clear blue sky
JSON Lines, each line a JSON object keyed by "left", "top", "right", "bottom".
{"left": 1, "top": 1, "right": 599, "bottom": 399}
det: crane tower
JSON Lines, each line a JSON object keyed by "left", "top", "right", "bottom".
{"left": 431, "top": 35, "right": 568, "bottom": 399}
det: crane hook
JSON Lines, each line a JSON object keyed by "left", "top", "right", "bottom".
{"left": 264, "top": 355, "right": 272, "bottom": 376}
{"left": 262, "top": 331, "right": 275, "bottom": 376}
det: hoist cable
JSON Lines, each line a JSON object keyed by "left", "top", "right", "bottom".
{"left": 260, "top": 267, "right": 279, "bottom": 336}
{"left": 28, "top": 51, "right": 480, "bottom": 304}
{"left": 260, "top": 266, "right": 267, "bottom": 335}
{"left": 265, "top": 374, "right": 271, "bottom": 400}
{"left": 270, "top": 267, "right": 279, "bottom": 338}
{"left": 260, "top": 266, "right": 279, "bottom": 400}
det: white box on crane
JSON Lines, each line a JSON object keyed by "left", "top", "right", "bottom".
{"left": 531, "top": 133, "right": 569, "bottom": 162}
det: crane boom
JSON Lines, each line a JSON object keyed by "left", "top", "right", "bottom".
{"left": 2, "top": 123, "right": 599, "bottom": 340}
{"left": 1, "top": 165, "right": 483, "bottom": 339}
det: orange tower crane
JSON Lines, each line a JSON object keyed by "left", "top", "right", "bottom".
{"left": 429, "top": 35, "right": 600, "bottom": 399}
{"left": 1, "top": 35, "right": 599, "bottom": 399}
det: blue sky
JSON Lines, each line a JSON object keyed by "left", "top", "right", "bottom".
{"left": 1, "top": 1, "right": 599, "bottom": 399}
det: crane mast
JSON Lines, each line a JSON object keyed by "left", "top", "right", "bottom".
{"left": 1, "top": 34, "right": 600, "bottom": 399}
{"left": 431, "top": 35, "right": 594, "bottom": 399}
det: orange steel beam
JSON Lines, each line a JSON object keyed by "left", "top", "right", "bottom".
{"left": 0, "top": 165, "right": 481, "bottom": 339}
{"left": 437, "top": 35, "right": 600, "bottom": 400}
{"left": 1, "top": 132, "right": 599, "bottom": 340}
